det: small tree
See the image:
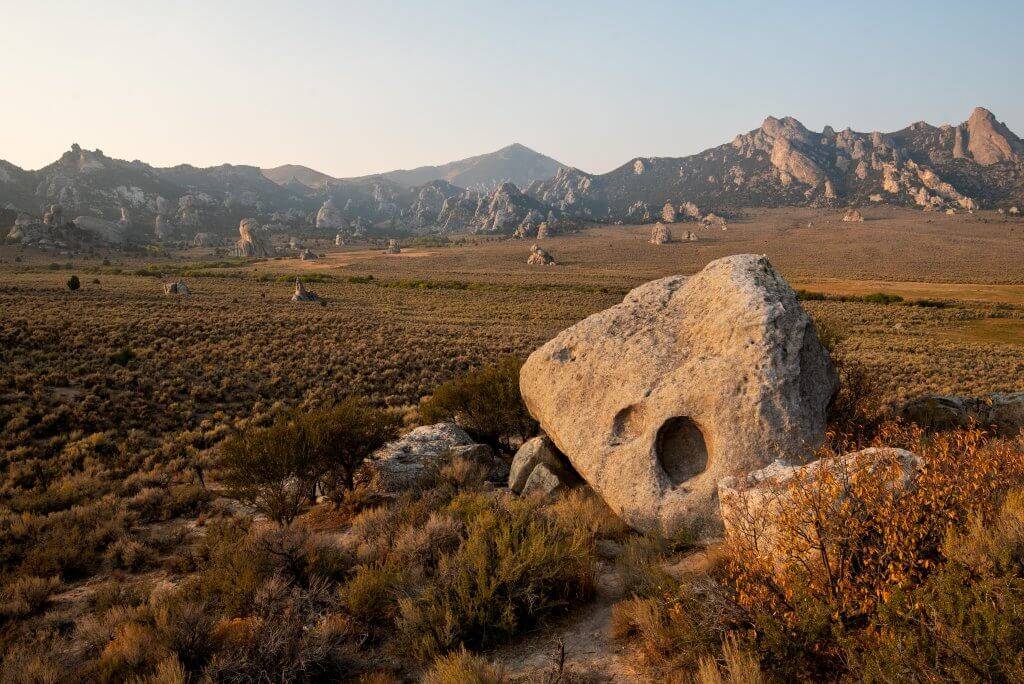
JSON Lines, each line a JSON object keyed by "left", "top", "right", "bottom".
{"left": 421, "top": 356, "right": 537, "bottom": 453}
{"left": 218, "top": 418, "right": 319, "bottom": 525}
{"left": 66, "top": 275, "right": 80, "bottom": 291}
{"left": 300, "top": 399, "right": 400, "bottom": 507}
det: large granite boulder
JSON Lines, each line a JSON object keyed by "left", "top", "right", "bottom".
{"left": 369, "top": 423, "right": 475, "bottom": 493}
{"left": 519, "top": 254, "right": 837, "bottom": 536}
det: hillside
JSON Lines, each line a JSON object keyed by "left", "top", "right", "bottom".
{"left": 529, "top": 107, "right": 1024, "bottom": 220}
{"left": 377, "top": 142, "right": 564, "bottom": 191}
{"left": 260, "top": 164, "right": 336, "bottom": 189}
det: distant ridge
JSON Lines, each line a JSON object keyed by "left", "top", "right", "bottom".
{"left": 261, "top": 164, "right": 335, "bottom": 190}
{"left": 376, "top": 143, "right": 564, "bottom": 191}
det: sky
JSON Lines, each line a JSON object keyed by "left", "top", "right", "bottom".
{"left": 2, "top": 0, "right": 1022, "bottom": 177}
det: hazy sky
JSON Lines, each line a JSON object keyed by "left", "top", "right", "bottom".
{"left": 3, "top": 0, "right": 1022, "bottom": 176}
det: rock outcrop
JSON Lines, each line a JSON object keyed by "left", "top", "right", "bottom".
{"left": 192, "top": 232, "right": 216, "bottom": 247}
{"left": 235, "top": 218, "right": 273, "bottom": 257}
{"left": 315, "top": 197, "right": 345, "bottom": 230}
{"left": 900, "top": 393, "right": 1024, "bottom": 436}
{"left": 519, "top": 254, "right": 837, "bottom": 536}
{"left": 527, "top": 244, "right": 555, "bottom": 265}
{"left": 73, "top": 215, "right": 126, "bottom": 244}
{"left": 384, "top": 239, "right": 401, "bottom": 254}
{"left": 959, "top": 107, "right": 1024, "bottom": 165}
{"left": 649, "top": 222, "right": 671, "bottom": 244}
{"left": 369, "top": 423, "right": 475, "bottom": 493}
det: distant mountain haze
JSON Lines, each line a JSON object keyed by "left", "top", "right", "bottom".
{"left": 261, "top": 143, "right": 565, "bottom": 192}
{"left": 3, "top": 108, "right": 1022, "bottom": 245}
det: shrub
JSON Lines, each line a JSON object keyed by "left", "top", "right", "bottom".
{"left": 422, "top": 648, "right": 508, "bottom": 684}
{"left": 420, "top": 357, "right": 537, "bottom": 453}
{"left": 396, "top": 495, "right": 596, "bottom": 660}
{"left": 217, "top": 417, "right": 320, "bottom": 525}
{"left": 66, "top": 275, "right": 80, "bottom": 291}
{"left": 0, "top": 575, "right": 61, "bottom": 620}
{"left": 299, "top": 399, "right": 401, "bottom": 507}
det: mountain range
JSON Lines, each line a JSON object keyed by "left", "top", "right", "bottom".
{"left": 2, "top": 107, "right": 1021, "bottom": 244}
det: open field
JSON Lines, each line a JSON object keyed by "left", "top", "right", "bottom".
{"left": 2, "top": 208, "right": 1024, "bottom": 680}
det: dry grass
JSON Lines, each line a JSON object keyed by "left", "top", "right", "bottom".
{"left": 2, "top": 207, "right": 1024, "bottom": 679}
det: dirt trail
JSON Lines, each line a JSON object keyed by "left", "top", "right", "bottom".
{"left": 490, "top": 560, "right": 647, "bottom": 683}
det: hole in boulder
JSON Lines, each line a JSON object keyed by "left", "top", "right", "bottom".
{"left": 611, "top": 404, "right": 645, "bottom": 444}
{"left": 655, "top": 416, "right": 708, "bottom": 486}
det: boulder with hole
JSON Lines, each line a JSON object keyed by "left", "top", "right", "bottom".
{"left": 519, "top": 254, "right": 837, "bottom": 536}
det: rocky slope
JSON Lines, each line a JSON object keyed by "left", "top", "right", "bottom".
{"left": 528, "top": 107, "right": 1024, "bottom": 220}
{"left": 0, "top": 144, "right": 313, "bottom": 242}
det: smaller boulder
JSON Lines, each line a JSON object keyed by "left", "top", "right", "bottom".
{"left": 384, "top": 239, "right": 401, "bottom": 254}
{"left": 370, "top": 423, "right": 475, "bottom": 492}
{"left": 842, "top": 209, "right": 864, "bottom": 222}
{"left": 509, "top": 435, "right": 580, "bottom": 497}
{"left": 1011, "top": 206, "right": 1020, "bottom": 215}
{"left": 163, "top": 279, "right": 189, "bottom": 296}
{"left": 299, "top": 248, "right": 317, "bottom": 261}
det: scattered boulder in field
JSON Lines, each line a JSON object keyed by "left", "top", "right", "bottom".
{"left": 719, "top": 447, "right": 922, "bottom": 570}
{"left": 527, "top": 244, "right": 556, "bottom": 265}
{"left": 702, "top": 213, "right": 727, "bottom": 230}
{"left": 384, "top": 239, "right": 401, "bottom": 254}
{"left": 291, "top": 278, "right": 321, "bottom": 303}
{"left": 683, "top": 230, "right": 698, "bottom": 242}
{"left": 509, "top": 435, "right": 580, "bottom": 494}
{"left": 536, "top": 221, "right": 553, "bottom": 240}
{"left": 869, "top": 194, "right": 883, "bottom": 202}
{"left": 334, "top": 233, "right": 345, "bottom": 246}
{"left": 299, "top": 248, "right": 317, "bottom": 261}
{"left": 649, "top": 222, "right": 671, "bottom": 244}
{"left": 235, "top": 218, "right": 273, "bottom": 257}
{"left": 1011, "top": 206, "right": 1020, "bottom": 215}
{"left": 163, "top": 279, "right": 190, "bottom": 296}
{"left": 192, "top": 232, "right": 216, "bottom": 247}
{"left": 369, "top": 423, "right": 475, "bottom": 493}
{"left": 519, "top": 254, "right": 837, "bottom": 537}
{"left": 842, "top": 209, "right": 864, "bottom": 222}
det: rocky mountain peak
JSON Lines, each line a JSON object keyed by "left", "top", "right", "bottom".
{"left": 963, "top": 106, "right": 1024, "bottom": 165}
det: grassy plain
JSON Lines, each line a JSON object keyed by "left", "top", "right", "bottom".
{"left": 1, "top": 206, "right": 1023, "bottom": 680}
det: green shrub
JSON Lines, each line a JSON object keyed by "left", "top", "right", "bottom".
{"left": 66, "top": 275, "right": 80, "bottom": 291}
{"left": 421, "top": 357, "right": 537, "bottom": 452}
{"left": 396, "top": 495, "right": 596, "bottom": 660}
{"left": 299, "top": 399, "right": 401, "bottom": 507}
{"left": 217, "top": 418, "right": 320, "bottom": 525}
